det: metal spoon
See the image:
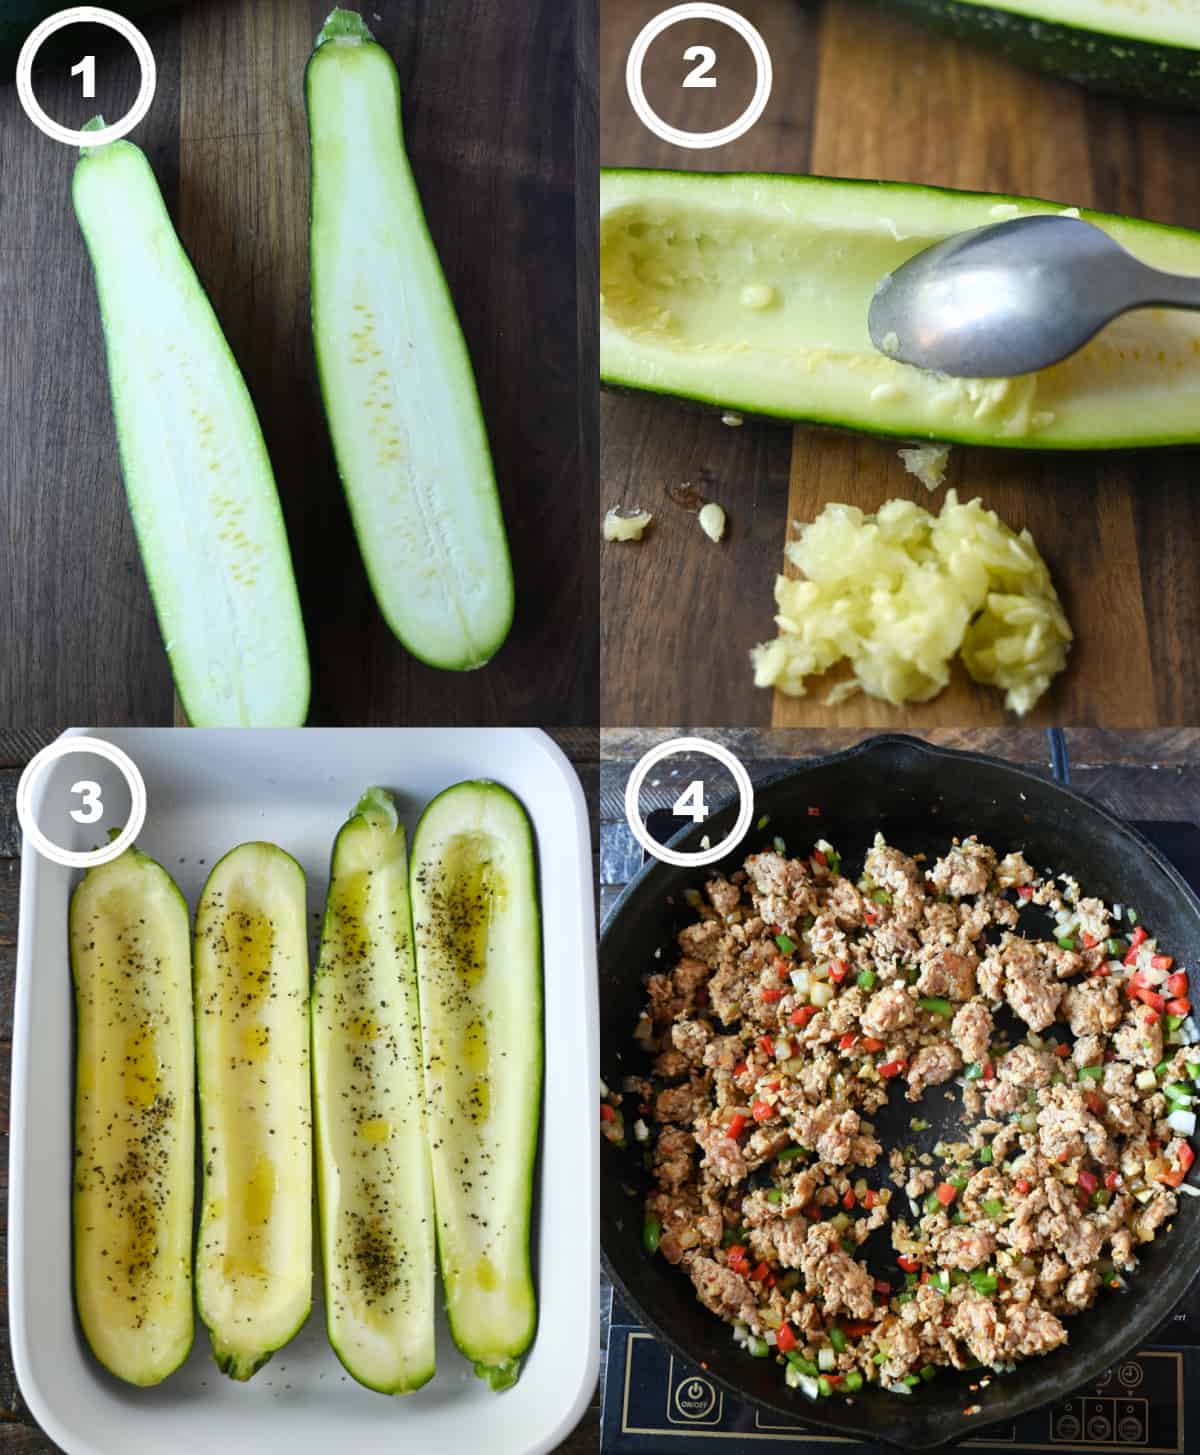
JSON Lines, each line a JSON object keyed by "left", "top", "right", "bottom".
{"left": 867, "top": 214, "right": 1200, "bottom": 378}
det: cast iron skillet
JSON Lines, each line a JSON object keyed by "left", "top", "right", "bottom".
{"left": 601, "top": 735, "right": 1200, "bottom": 1452}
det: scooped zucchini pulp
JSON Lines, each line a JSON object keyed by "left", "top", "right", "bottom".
{"left": 194, "top": 844, "right": 312, "bottom": 1379}
{"left": 874, "top": 0, "right": 1200, "bottom": 108}
{"left": 600, "top": 169, "right": 1200, "bottom": 448}
{"left": 410, "top": 782, "right": 542, "bottom": 1389}
{"left": 312, "top": 789, "right": 437, "bottom": 1393}
{"left": 307, "top": 10, "right": 514, "bottom": 670}
{"left": 70, "top": 846, "right": 195, "bottom": 1386}
{"left": 73, "top": 126, "right": 309, "bottom": 726}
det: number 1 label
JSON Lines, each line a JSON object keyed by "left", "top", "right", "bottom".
{"left": 71, "top": 54, "right": 95, "bottom": 98}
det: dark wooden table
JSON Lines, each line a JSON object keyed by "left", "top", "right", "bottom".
{"left": 0, "top": 0, "right": 596, "bottom": 728}
{"left": 0, "top": 727, "right": 600, "bottom": 1453}
{"left": 600, "top": 0, "right": 1200, "bottom": 728}
{"left": 598, "top": 726, "right": 1200, "bottom": 1436}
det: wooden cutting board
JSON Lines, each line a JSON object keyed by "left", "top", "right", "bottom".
{"left": 0, "top": 0, "right": 587, "bottom": 727}
{"left": 599, "top": 0, "right": 1200, "bottom": 728}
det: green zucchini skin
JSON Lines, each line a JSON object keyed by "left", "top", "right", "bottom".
{"left": 409, "top": 781, "right": 542, "bottom": 1389}
{"left": 872, "top": 0, "right": 1200, "bottom": 107}
{"left": 193, "top": 842, "right": 313, "bottom": 1381}
{"left": 601, "top": 167, "right": 1200, "bottom": 450}
{"left": 73, "top": 131, "right": 310, "bottom": 727}
{"left": 312, "top": 788, "right": 437, "bottom": 1395}
{"left": 70, "top": 845, "right": 195, "bottom": 1387}
{"left": 305, "top": 9, "right": 515, "bottom": 672}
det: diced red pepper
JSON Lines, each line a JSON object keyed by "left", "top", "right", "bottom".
{"left": 761, "top": 987, "right": 784, "bottom": 1003}
{"left": 1131, "top": 926, "right": 1149, "bottom": 948}
{"left": 862, "top": 1189, "right": 879, "bottom": 1210}
{"left": 843, "top": 1189, "right": 857, "bottom": 1210}
{"left": 1104, "top": 1170, "right": 1121, "bottom": 1191}
{"left": 1181, "top": 1143, "right": 1196, "bottom": 1172}
{"left": 759, "top": 1035, "right": 775, "bottom": 1057}
{"left": 768, "top": 1080, "right": 781, "bottom": 1092}
{"left": 1090, "top": 964, "right": 1111, "bottom": 979}
{"left": 807, "top": 806, "right": 820, "bottom": 817}
{"left": 829, "top": 960, "right": 848, "bottom": 984}
{"left": 751, "top": 1261, "right": 773, "bottom": 1284}
{"left": 790, "top": 1005, "right": 818, "bottom": 1028}
{"left": 1078, "top": 1169, "right": 1098, "bottom": 1195}
{"left": 733, "top": 1061, "right": 748, "bottom": 1079}
{"left": 920, "top": 1269, "right": 930, "bottom": 1284}
{"left": 879, "top": 1059, "right": 906, "bottom": 1079}
{"left": 726, "top": 1113, "right": 747, "bottom": 1140}
{"left": 1015, "top": 1178, "right": 1032, "bottom": 1195}
{"left": 812, "top": 848, "right": 828, "bottom": 867}
{"left": 1168, "top": 973, "right": 1189, "bottom": 998}
{"left": 1054, "top": 1042, "right": 1071, "bottom": 1058}
{"left": 751, "top": 1099, "right": 774, "bottom": 1124}
{"left": 935, "top": 1182, "right": 957, "bottom": 1208}
{"left": 873, "top": 1278, "right": 891, "bottom": 1296}
{"left": 1017, "top": 886, "right": 1034, "bottom": 900}
{"left": 838, "top": 1033, "right": 858, "bottom": 1052}
{"left": 1152, "top": 954, "right": 1175, "bottom": 972}
{"left": 1139, "top": 989, "right": 1167, "bottom": 1012}
{"left": 600, "top": 1102, "right": 616, "bottom": 1123}
{"left": 805, "top": 1203, "right": 823, "bottom": 1221}
{"left": 728, "top": 1247, "right": 750, "bottom": 1276}
{"left": 776, "top": 1323, "right": 798, "bottom": 1355}
{"left": 1169, "top": 997, "right": 1192, "bottom": 1017}
{"left": 1081, "top": 931, "right": 1097, "bottom": 949}
{"left": 824, "top": 1373, "right": 844, "bottom": 1385}
{"left": 860, "top": 1037, "right": 885, "bottom": 1053}
{"left": 843, "top": 1320, "right": 875, "bottom": 1337}
{"left": 774, "top": 959, "right": 790, "bottom": 980}
{"left": 897, "top": 1255, "right": 920, "bottom": 1273}
{"left": 1124, "top": 946, "right": 1141, "bottom": 967}
{"left": 1127, "top": 969, "right": 1150, "bottom": 993}
{"left": 1149, "top": 1138, "right": 1161, "bottom": 1153}
{"left": 1143, "top": 1007, "right": 1162, "bottom": 1026}
{"left": 982, "top": 1059, "right": 995, "bottom": 1082}
{"left": 864, "top": 909, "right": 878, "bottom": 924}
{"left": 1084, "top": 1091, "right": 1105, "bottom": 1116}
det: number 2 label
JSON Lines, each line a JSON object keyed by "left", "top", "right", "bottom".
{"left": 673, "top": 779, "right": 709, "bottom": 823}
{"left": 682, "top": 43, "right": 716, "bottom": 88}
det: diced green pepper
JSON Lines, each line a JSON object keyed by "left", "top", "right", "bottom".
{"left": 748, "top": 1336, "right": 770, "bottom": 1358}
{"left": 845, "top": 1369, "right": 864, "bottom": 1392}
{"left": 918, "top": 996, "right": 953, "bottom": 1018}
{"left": 1106, "top": 937, "right": 1127, "bottom": 957}
{"left": 1167, "top": 1014, "right": 1186, "bottom": 1033}
{"left": 896, "top": 1291, "right": 915, "bottom": 1305}
{"left": 1165, "top": 1082, "right": 1193, "bottom": 1105}
{"left": 949, "top": 1174, "right": 968, "bottom": 1189}
{"left": 817, "top": 1376, "right": 833, "bottom": 1397}
{"left": 977, "top": 1145, "right": 994, "bottom": 1164}
{"left": 924, "top": 1192, "right": 942, "bottom": 1216}
{"left": 829, "top": 1327, "right": 847, "bottom": 1354}
{"left": 643, "top": 1215, "right": 662, "bottom": 1255}
{"left": 791, "top": 1354, "right": 819, "bottom": 1377}
{"left": 964, "top": 1061, "right": 985, "bottom": 1081}
{"left": 1128, "top": 908, "right": 1139, "bottom": 925}
{"left": 903, "top": 1373, "right": 921, "bottom": 1388}
{"left": 1057, "top": 936, "right": 1077, "bottom": 951}
{"left": 773, "top": 836, "right": 787, "bottom": 855}
{"left": 1077, "top": 1065, "right": 1104, "bottom": 1083}
{"left": 872, "top": 888, "right": 892, "bottom": 905}
{"left": 766, "top": 1188, "right": 784, "bottom": 1204}
{"left": 982, "top": 1197, "right": 1005, "bottom": 1219}
{"left": 775, "top": 933, "right": 797, "bottom": 955}
{"left": 778, "top": 1145, "right": 808, "bottom": 1163}
{"left": 969, "top": 1270, "right": 998, "bottom": 1295}
{"left": 919, "top": 1364, "right": 937, "bottom": 1382}
{"left": 1092, "top": 1188, "right": 1112, "bottom": 1208}
{"left": 857, "top": 969, "right": 876, "bottom": 990}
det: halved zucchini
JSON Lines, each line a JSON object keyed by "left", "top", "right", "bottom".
{"left": 70, "top": 845, "right": 194, "bottom": 1386}
{"left": 73, "top": 128, "right": 309, "bottom": 726}
{"left": 312, "top": 788, "right": 436, "bottom": 1393}
{"left": 600, "top": 168, "right": 1200, "bottom": 449}
{"left": 194, "top": 843, "right": 312, "bottom": 1379}
{"left": 306, "top": 10, "right": 514, "bottom": 670}
{"left": 409, "top": 782, "right": 542, "bottom": 1389}
{"left": 873, "top": 0, "right": 1200, "bottom": 107}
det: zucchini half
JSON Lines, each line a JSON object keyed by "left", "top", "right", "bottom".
{"left": 600, "top": 168, "right": 1200, "bottom": 449}
{"left": 194, "top": 843, "right": 312, "bottom": 1379}
{"left": 306, "top": 10, "right": 514, "bottom": 671}
{"left": 872, "top": 0, "right": 1200, "bottom": 108}
{"left": 312, "top": 789, "right": 436, "bottom": 1394}
{"left": 410, "top": 782, "right": 542, "bottom": 1390}
{"left": 70, "top": 845, "right": 194, "bottom": 1386}
{"left": 73, "top": 128, "right": 309, "bottom": 726}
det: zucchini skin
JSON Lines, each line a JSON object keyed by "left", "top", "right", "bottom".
{"left": 410, "top": 781, "right": 542, "bottom": 1388}
{"left": 70, "top": 845, "right": 195, "bottom": 1387}
{"left": 871, "top": 0, "right": 1200, "bottom": 107}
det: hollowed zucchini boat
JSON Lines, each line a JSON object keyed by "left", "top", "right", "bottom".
{"left": 70, "top": 845, "right": 195, "bottom": 1386}
{"left": 410, "top": 781, "right": 542, "bottom": 1390}
{"left": 600, "top": 168, "right": 1200, "bottom": 449}
{"left": 872, "top": 0, "right": 1200, "bottom": 108}
{"left": 194, "top": 843, "right": 312, "bottom": 1379}
{"left": 312, "top": 789, "right": 436, "bottom": 1393}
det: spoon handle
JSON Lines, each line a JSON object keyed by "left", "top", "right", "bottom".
{"left": 1136, "top": 266, "right": 1200, "bottom": 312}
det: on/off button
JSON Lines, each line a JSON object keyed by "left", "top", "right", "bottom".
{"left": 668, "top": 1357, "right": 722, "bottom": 1424}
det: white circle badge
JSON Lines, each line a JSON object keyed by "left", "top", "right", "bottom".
{"left": 17, "top": 7, "right": 157, "bottom": 147}
{"left": 625, "top": 736, "right": 754, "bottom": 868}
{"left": 626, "top": 3, "right": 772, "bottom": 151}
{"left": 16, "top": 736, "right": 147, "bottom": 869}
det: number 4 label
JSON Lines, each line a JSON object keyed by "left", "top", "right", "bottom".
{"left": 673, "top": 779, "right": 709, "bottom": 823}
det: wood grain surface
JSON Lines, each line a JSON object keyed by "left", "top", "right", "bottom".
{"left": 0, "top": 727, "right": 599, "bottom": 1454}
{"left": 0, "top": 0, "right": 595, "bottom": 728}
{"left": 599, "top": 0, "right": 1200, "bottom": 728}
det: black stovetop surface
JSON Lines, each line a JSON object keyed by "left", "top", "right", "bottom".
{"left": 601, "top": 818, "right": 1200, "bottom": 1454}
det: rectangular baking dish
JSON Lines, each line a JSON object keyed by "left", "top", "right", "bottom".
{"left": 10, "top": 727, "right": 597, "bottom": 1455}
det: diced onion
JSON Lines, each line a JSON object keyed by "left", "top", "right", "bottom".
{"left": 1167, "top": 1109, "right": 1196, "bottom": 1137}
{"left": 1135, "top": 1069, "right": 1158, "bottom": 1092}
{"left": 811, "top": 982, "right": 834, "bottom": 1008}
{"left": 633, "top": 1118, "right": 649, "bottom": 1142}
{"left": 819, "top": 1346, "right": 836, "bottom": 1371}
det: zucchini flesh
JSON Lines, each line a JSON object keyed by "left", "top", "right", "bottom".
{"left": 73, "top": 132, "right": 310, "bottom": 726}
{"left": 600, "top": 168, "right": 1200, "bottom": 449}
{"left": 306, "top": 10, "right": 514, "bottom": 671}
{"left": 875, "top": 0, "right": 1200, "bottom": 106}
{"left": 194, "top": 843, "right": 312, "bottom": 1379}
{"left": 70, "top": 845, "right": 194, "bottom": 1387}
{"left": 312, "top": 788, "right": 436, "bottom": 1393}
{"left": 410, "top": 782, "right": 541, "bottom": 1389}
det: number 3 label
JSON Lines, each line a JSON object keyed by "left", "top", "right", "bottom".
{"left": 682, "top": 43, "right": 716, "bottom": 87}
{"left": 69, "top": 779, "right": 104, "bottom": 824}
